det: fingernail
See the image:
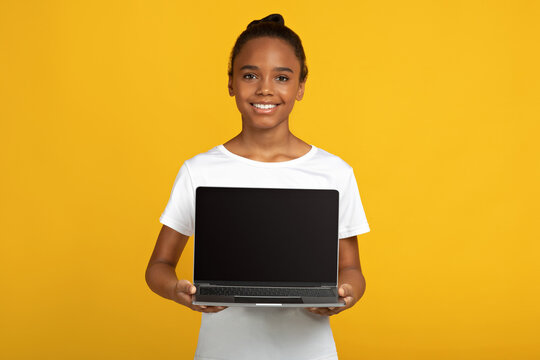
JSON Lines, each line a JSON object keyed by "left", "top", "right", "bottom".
{"left": 329, "top": 307, "right": 335, "bottom": 310}
{"left": 201, "top": 305, "right": 206, "bottom": 309}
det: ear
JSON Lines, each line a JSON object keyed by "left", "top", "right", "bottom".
{"left": 296, "top": 79, "right": 306, "bottom": 101}
{"left": 228, "top": 75, "right": 234, "bottom": 97}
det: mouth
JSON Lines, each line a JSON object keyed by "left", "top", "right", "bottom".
{"left": 250, "top": 103, "right": 279, "bottom": 109}
{"left": 250, "top": 103, "right": 280, "bottom": 114}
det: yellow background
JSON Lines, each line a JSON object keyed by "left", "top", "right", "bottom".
{"left": 1, "top": 1, "right": 539, "bottom": 359}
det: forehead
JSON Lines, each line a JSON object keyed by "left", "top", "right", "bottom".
{"left": 234, "top": 37, "right": 300, "bottom": 70}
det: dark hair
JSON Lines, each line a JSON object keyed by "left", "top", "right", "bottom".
{"left": 227, "top": 14, "right": 308, "bottom": 82}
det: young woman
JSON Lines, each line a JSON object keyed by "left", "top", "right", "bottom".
{"left": 146, "top": 13, "right": 370, "bottom": 360}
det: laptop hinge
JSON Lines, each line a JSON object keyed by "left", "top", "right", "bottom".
{"left": 199, "top": 283, "right": 335, "bottom": 288}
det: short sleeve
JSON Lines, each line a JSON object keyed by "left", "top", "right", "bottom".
{"left": 159, "top": 161, "right": 195, "bottom": 236}
{"left": 338, "top": 167, "right": 370, "bottom": 239}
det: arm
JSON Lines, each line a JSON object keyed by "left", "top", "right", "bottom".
{"left": 145, "top": 224, "right": 226, "bottom": 313}
{"left": 307, "top": 235, "right": 366, "bottom": 316}
{"left": 337, "top": 235, "right": 366, "bottom": 307}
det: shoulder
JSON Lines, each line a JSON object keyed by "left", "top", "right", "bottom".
{"left": 312, "top": 145, "right": 354, "bottom": 174}
{"left": 181, "top": 145, "right": 225, "bottom": 170}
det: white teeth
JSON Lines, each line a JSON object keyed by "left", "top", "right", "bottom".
{"left": 252, "top": 103, "right": 277, "bottom": 109}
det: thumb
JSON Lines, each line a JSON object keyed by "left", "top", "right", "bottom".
{"left": 339, "top": 284, "right": 352, "bottom": 297}
{"left": 178, "top": 280, "right": 196, "bottom": 294}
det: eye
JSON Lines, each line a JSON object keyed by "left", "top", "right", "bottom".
{"left": 276, "top": 75, "right": 289, "bottom": 82}
{"left": 243, "top": 73, "right": 257, "bottom": 80}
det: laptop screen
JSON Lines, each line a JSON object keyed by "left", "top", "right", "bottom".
{"left": 194, "top": 187, "right": 339, "bottom": 286}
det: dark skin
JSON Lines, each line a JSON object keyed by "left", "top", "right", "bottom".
{"left": 145, "top": 36, "right": 366, "bottom": 316}
{"left": 225, "top": 36, "right": 308, "bottom": 161}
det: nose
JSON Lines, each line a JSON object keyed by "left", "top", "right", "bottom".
{"left": 256, "top": 76, "right": 273, "bottom": 96}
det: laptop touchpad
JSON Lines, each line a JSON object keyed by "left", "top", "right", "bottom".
{"left": 235, "top": 297, "right": 303, "bottom": 304}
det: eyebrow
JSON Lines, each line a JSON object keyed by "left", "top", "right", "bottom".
{"left": 239, "top": 65, "right": 294, "bottom": 73}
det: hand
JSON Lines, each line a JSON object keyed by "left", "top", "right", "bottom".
{"left": 306, "top": 284, "right": 355, "bottom": 316}
{"left": 172, "top": 280, "right": 228, "bottom": 313}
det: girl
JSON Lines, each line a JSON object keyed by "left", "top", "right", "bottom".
{"left": 146, "top": 13, "right": 370, "bottom": 360}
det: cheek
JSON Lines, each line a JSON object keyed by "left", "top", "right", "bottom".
{"left": 235, "top": 88, "right": 254, "bottom": 111}
{"left": 279, "top": 85, "right": 298, "bottom": 98}
{"left": 236, "top": 86, "right": 255, "bottom": 102}
{"left": 280, "top": 88, "right": 298, "bottom": 105}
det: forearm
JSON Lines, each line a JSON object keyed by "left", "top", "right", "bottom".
{"left": 145, "top": 262, "right": 178, "bottom": 301}
{"left": 338, "top": 267, "right": 366, "bottom": 304}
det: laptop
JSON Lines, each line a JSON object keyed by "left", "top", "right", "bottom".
{"left": 192, "top": 186, "right": 346, "bottom": 308}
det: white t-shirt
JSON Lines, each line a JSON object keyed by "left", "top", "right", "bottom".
{"left": 159, "top": 144, "right": 370, "bottom": 360}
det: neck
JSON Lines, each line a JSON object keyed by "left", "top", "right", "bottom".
{"left": 237, "top": 117, "right": 298, "bottom": 152}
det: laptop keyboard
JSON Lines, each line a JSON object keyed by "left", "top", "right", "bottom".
{"left": 200, "top": 286, "right": 334, "bottom": 297}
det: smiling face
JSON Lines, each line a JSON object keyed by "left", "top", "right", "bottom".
{"left": 228, "top": 36, "right": 306, "bottom": 130}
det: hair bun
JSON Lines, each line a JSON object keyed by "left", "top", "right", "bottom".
{"left": 247, "top": 13, "right": 285, "bottom": 28}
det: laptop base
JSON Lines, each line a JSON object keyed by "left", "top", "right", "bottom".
{"left": 193, "top": 295, "right": 346, "bottom": 308}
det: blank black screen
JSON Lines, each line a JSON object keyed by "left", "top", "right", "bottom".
{"left": 194, "top": 187, "right": 339, "bottom": 284}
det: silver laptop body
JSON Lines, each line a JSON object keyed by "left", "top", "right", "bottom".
{"left": 192, "top": 186, "right": 345, "bottom": 308}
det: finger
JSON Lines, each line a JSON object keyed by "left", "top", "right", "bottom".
{"left": 308, "top": 307, "right": 330, "bottom": 316}
{"left": 196, "top": 305, "right": 224, "bottom": 313}
{"left": 323, "top": 306, "right": 343, "bottom": 316}
{"left": 327, "top": 308, "right": 341, "bottom": 316}
{"left": 190, "top": 305, "right": 205, "bottom": 312}
{"left": 316, "top": 309, "right": 333, "bottom": 316}
{"left": 344, "top": 296, "right": 354, "bottom": 306}
{"left": 201, "top": 306, "right": 227, "bottom": 313}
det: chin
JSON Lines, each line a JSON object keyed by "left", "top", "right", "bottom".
{"left": 247, "top": 117, "right": 283, "bottom": 129}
